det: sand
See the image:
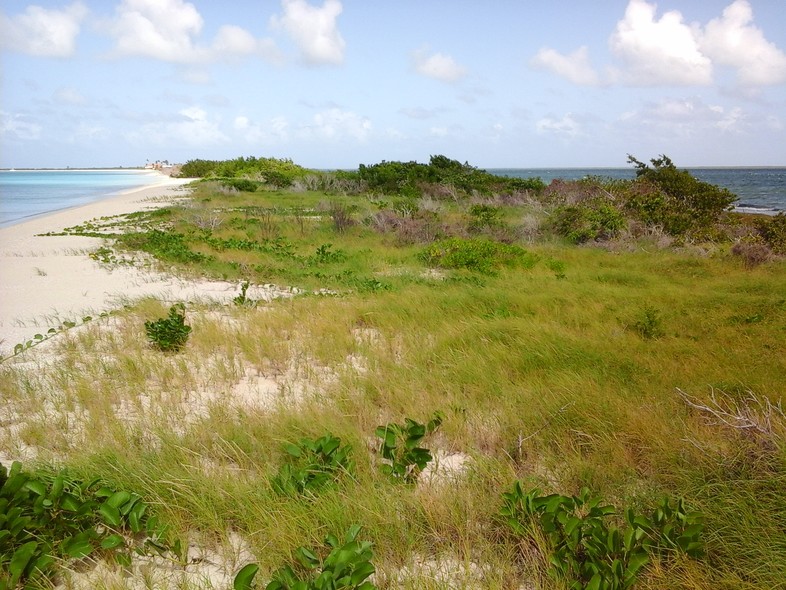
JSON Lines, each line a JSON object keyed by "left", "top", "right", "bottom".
{"left": 0, "top": 176, "right": 204, "bottom": 358}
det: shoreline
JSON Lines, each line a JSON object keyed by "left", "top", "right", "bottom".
{"left": 0, "top": 177, "right": 196, "bottom": 358}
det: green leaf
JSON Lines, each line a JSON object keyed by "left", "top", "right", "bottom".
{"left": 100, "top": 534, "right": 126, "bottom": 550}
{"left": 233, "top": 563, "right": 259, "bottom": 590}
{"left": 106, "top": 490, "right": 132, "bottom": 509}
{"left": 9, "top": 541, "right": 38, "bottom": 582}
{"left": 284, "top": 443, "right": 302, "bottom": 458}
{"left": 99, "top": 503, "right": 122, "bottom": 527}
{"left": 63, "top": 535, "right": 94, "bottom": 559}
{"left": 24, "top": 480, "right": 46, "bottom": 496}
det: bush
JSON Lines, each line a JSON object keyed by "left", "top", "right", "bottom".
{"left": 755, "top": 213, "right": 786, "bottom": 254}
{"left": 420, "top": 237, "right": 538, "bottom": 274}
{"left": 144, "top": 304, "right": 191, "bottom": 352}
{"left": 731, "top": 240, "right": 772, "bottom": 268}
{"left": 626, "top": 155, "right": 736, "bottom": 236}
{"left": 549, "top": 201, "right": 626, "bottom": 243}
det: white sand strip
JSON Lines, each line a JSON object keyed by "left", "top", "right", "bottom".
{"left": 0, "top": 177, "right": 204, "bottom": 357}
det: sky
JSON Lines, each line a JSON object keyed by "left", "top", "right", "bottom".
{"left": 1, "top": 0, "right": 785, "bottom": 169}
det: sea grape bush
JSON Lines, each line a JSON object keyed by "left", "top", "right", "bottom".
{"left": 234, "top": 525, "right": 376, "bottom": 590}
{"left": 625, "top": 154, "right": 736, "bottom": 237}
{"left": 500, "top": 483, "right": 704, "bottom": 590}
{"left": 375, "top": 412, "right": 443, "bottom": 483}
{"left": 271, "top": 434, "right": 355, "bottom": 496}
{"left": 0, "top": 461, "right": 156, "bottom": 588}
{"left": 549, "top": 201, "right": 626, "bottom": 244}
{"left": 144, "top": 303, "right": 191, "bottom": 352}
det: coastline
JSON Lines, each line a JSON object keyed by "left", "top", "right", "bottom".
{"left": 0, "top": 177, "right": 196, "bottom": 358}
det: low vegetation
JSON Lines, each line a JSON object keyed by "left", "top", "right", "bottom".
{"left": 1, "top": 154, "right": 784, "bottom": 589}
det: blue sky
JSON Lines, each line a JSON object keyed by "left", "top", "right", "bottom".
{"left": 1, "top": 0, "right": 785, "bottom": 169}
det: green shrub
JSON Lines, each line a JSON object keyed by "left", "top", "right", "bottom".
{"left": 420, "top": 237, "right": 538, "bottom": 274}
{"left": 144, "top": 304, "right": 191, "bottom": 352}
{"left": 500, "top": 483, "right": 704, "bottom": 590}
{"left": 222, "top": 178, "right": 260, "bottom": 192}
{"left": 375, "top": 413, "right": 442, "bottom": 483}
{"left": 271, "top": 434, "right": 355, "bottom": 496}
{"left": 235, "top": 525, "right": 376, "bottom": 590}
{"left": 632, "top": 305, "right": 663, "bottom": 339}
{"left": 120, "top": 230, "right": 207, "bottom": 264}
{"left": 549, "top": 201, "right": 626, "bottom": 243}
{"left": 467, "top": 204, "right": 504, "bottom": 233}
{"left": 1, "top": 461, "right": 158, "bottom": 588}
{"left": 755, "top": 213, "right": 786, "bottom": 254}
{"left": 625, "top": 155, "right": 736, "bottom": 236}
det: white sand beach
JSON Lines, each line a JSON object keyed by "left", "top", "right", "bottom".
{"left": 0, "top": 176, "right": 208, "bottom": 358}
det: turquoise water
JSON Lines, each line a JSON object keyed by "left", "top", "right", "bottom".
{"left": 491, "top": 167, "right": 786, "bottom": 213}
{"left": 0, "top": 170, "right": 164, "bottom": 227}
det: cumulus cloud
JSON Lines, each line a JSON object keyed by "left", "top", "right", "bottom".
{"left": 0, "top": 111, "right": 43, "bottom": 140}
{"left": 700, "top": 0, "right": 786, "bottom": 86}
{"left": 304, "top": 108, "right": 371, "bottom": 140}
{"left": 0, "top": 1, "right": 87, "bottom": 57}
{"left": 535, "top": 114, "right": 583, "bottom": 139}
{"left": 533, "top": 0, "right": 785, "bottom": 90}
{"left": 412, "top": 47, "right": 467, "bottom": 83}
{"left": 620, "top": 97, "right": 750, "bottom": 136}
{"left": 108, "top": 0, "right": 279, "bottom": 63}
{"left": 126, "top": 106, "right": 229, "bottom": 146}
{"left": 530, "top": 46, "right": 600, "bottom": 86}
{"left": 271, "top": 0, "right": 345, "bottom": 66}
{"left": 609, "top": 0, "right": 712, "bottom": 86}
{"left": 54, "top": 86, "right": 87, "bottom": 106}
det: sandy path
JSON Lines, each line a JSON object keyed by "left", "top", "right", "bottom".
{"left": 0, "top": 176, "right": 222, "bottom": 357}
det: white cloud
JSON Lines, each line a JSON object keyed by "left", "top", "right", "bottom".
{"left": 609, "top": 0, "right": 712, "bottom": 86}
{"left": 0, "top": 1, "right": 87, "bottom": 57}
{"left": 700, "top": 0, "right": 786, "bottom": 86}
{"left": 69, "top": 122, "right": 110, "bottom": 142}
{"left": 621, "top": 97, "right": 750, "bottom": 136}
{"left": 536, "top": 114, "right": 583, "bottom": 138}
{"left": 304, "top": 108, "right": 371, "bottom": 140}
{"left": 530, "top": 46, "right": 600, "bottom": 86}
{"left": 54, "top": 86, "right": 87, "bottom": 106}
{"left": 126, "top": 106, "right": 229, "bottom": 146}
{"left": 108, "top": 0, "right": 278, "bottom": 63}
{"left": 271, "top": 0, "right": 345, "bottom": 66}
{"left": 412, "top": 47, "right": 467, "bottom": 83}
{"left": 233, "top": 115, "right": 290, "bottom": 144}
{"left": 0, "top": 111, "right": 43, "bottom": 140}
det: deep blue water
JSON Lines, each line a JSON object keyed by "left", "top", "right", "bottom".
{"left": 490, "top": 167, "right": 786, "bottom": 213}
{"left": 0, "top": 170, "right": 163, "bottom": 227}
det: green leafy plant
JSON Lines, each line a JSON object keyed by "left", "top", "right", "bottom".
{"left": 144, "top": 303, "right": 191, "bottom": 352}
{"left": 234, "top": 525, "right": 376, "bottom": 590}
{"left": 549, "top": 201, "right": 626, "bottom": 244}
{"left": 234, "top": 281, "right": 256, "bottom": 306}
{"left": 375, "top": 412, "right": 443, "bottom": 483}
{"left": 271, "top": 434, "right": 355, "bottom": 496}
{"left": 420, "top": 238, "right": 538, "bottom": 274}
{"left": 632, "top": 306, "right": 663, "bottom": 340}
{"left": 500, "top": 483, "right": 704, "bottom": 590}
{"left": 1, "top": 461, "right": 155, "bottom": 588}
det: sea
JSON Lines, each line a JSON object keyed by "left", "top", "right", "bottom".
{"left": 0, "top": 169, "right": 165, "bottom": 228}
{"left": 1, "top": 167, "right": 784, "bottom": 228}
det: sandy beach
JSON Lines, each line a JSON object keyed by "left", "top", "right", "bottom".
{"left": 0, "top": 176, "right": 203, "bottom": 358}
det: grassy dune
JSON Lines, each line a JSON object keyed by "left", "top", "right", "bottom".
{"left": 1, "top": 179, "right": 785, "bottom": 589}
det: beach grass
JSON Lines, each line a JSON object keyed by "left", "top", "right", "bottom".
{"left": 1, "top": 180, "right": 785, "bottom": 589}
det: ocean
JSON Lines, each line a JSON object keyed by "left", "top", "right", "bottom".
{"left": 1, "top": 167, "right": 784, "bottom": 228}
{"left": 0, "top": 169, "right": 164, "bottom": 228}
